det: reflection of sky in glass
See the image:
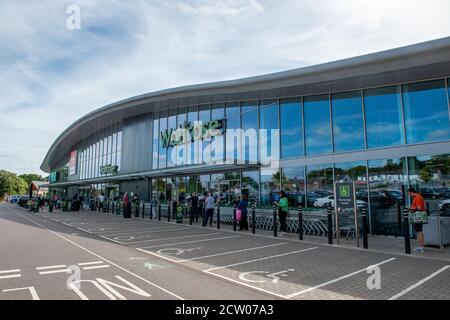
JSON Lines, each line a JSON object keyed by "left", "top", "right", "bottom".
{"left": 304, "top": 95, "right": 331, "bottom": 156}
{"left": 158, "top": 114, "right": 167, "bottom": 169}
{"left": 242, "top": 102, "right": 258, "bottom": 162}
{"left": 226, "top": 103, "right": 241, "bottom": 161}
{"left": 332, "top": 91, "right": 364, "bottom": 152}
{"left": 402, "top": 79, "right": 450, "bottom": 144}
{"left": 152, "top": 119, "right": 159, "bottom": 169}
{"left": 259, "top": 100, "right": 279, "bottom": 159}
{"left": 280, "top": 98, "right": 303, "bottom": 159}
{"left": 364, "top": 85, "right": 404, "bottom": 148}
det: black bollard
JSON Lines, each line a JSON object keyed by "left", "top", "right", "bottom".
{"left": 112, "top": 201, "right": 115, "bottom": 215}
{"left": 362, "top": 207, "right": 368, "bottom": 249}
{"left": 233, "top": 204, "right": 237, "bottom": 232}
{"left": 403, "top": 209, "right": 411, "bottom": 254}
{"left": 252, "top": 203, "right": 256, "bottom": 234}
{"left": 158, "top": 204, "right": 161, "bottom": 221}
{"left": 168, "top": 204, "right": 171, "bottom": 222}
{"left": 189, "top": 202, "right": 193, "bottom": 225}
{"left": 217, "top": 206, "right": 221, "bottom": 230}
{"left": 149, "top": 203, "right": 153, "bottom": 220}
{"left": 327, "top": 206, "right": 333, "bottom": 245}
{"left": 135, "top": 203, "right": 139, "bottom": 218}
{"left": 202, "top": 203, "right": 206, "bottom": 227}
{"left": 142, "top": 202, "right": 145, "bottom": 219}
{"left": 298, "top": 206, "right": 303, "bottom": 241}
{"left": 273, "top": 205, "right": 278, "bottom": 237}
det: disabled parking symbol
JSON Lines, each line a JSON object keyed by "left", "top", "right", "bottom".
{"left": 239, "top": 269, "right": 295, "bottom": 284}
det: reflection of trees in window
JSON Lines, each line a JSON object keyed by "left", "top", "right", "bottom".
{"left": 272, "top": 170, "right": 286, "bottom": 188}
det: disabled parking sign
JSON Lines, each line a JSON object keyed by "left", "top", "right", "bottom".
{"left": 335, "top": 182, "right": 354, "bottom": 209}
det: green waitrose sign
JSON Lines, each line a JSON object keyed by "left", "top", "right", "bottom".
{"left": 160, "top": 119, "right": 225, "bottom": 149}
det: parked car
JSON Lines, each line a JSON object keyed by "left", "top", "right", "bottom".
{"left": 313, "top": 195, "right": 335, "bottom": 208}
{"left": 314, "top": 195, "right": 367, "bottom": 209}
{"left": 438, "top": 199, "right": 450, "bottom": 211}
{"left": 8, "top": 195, "right": 21, "bottom": 203}
{"left": 419, "top": 188, "right": 440, "bottom": 199}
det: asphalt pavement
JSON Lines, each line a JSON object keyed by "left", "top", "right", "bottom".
{"left": 1, "top": 203, "right": 449, "bottom": 300}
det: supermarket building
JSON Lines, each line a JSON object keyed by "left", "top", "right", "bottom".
{"left": 41, "top": 37, "right": 450, "bottom": 237}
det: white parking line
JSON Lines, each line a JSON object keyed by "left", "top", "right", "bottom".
{"left": 0, "top": 274, "right": 21, "bottom": 280}
{"left": 204, "top": 247, "right": 319, "bottom": 272}
{"left": 120, "top": 232, "right": 223, "bottom": 245}
{"left": 8, "top": 207, "right": 184, "bottom": 300}
{"left": 98, "top": 226, "right": 190, "bottom": 236}
{"left": 36, "top": 265, "right": 67, "bottom": 270}
{"left": 39, "top": 269, "right": 71, "bottom": 275}
{"left": 178, "top": 243, "right": 288, "bottom": 262}
{"left": 78, "top": 261, "right": 103, "bottom": 266}
{"left": 285, "top": 258, "right": 397, "bottom": 299}
{"left": 0, "top": 269, "right": 20, "bottom": 274}
{"left": 82, "top": 265, "right": 111, "bottom": 270}
{"left": 388, "top": 265, "right": 450, "bottom": 300}
{"left": 139, "top": 235, "right": 241, "bottom": 249}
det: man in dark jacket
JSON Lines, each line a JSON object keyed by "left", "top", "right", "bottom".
{"left": 189, "top": 193, "right": 199, "bottom": 222}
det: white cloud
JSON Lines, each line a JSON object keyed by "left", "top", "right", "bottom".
{"left": 0, "top": 0, "right": 449, "bottom": 175}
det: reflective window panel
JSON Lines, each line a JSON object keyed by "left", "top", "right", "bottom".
{"left": 306, "top": 164, "right": 334, "bottom": 208}
{"left": 242, "top": 101, "right": 258, "bottom": 163}
{"left": 282, "top": 166, "right": 306, "bottom": 208}
{"left": 364, "top": 86, "right": 404, "bottom": 148}
{"left": 260, "top": 168, "right": 281, "bottom": 207}
{"left": 304, "top": 95, "right": 332, "bottom": 156}
{"left": 368, "top": 158, "right": 407, "bottom": 236}
{"left": 332, "top": 91, "right": 365, "bottom": 152}
{"left": 280, "top": 98, "right": 303, "bottom": 159}
{"left": 226, "top": 103, "right": 241, "bottom": 163}
{"left": 402, "top": 79, "right": 450, "bottom": 144}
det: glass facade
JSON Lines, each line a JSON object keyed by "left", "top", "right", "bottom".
{"left": 225, "top": 102, "right": 241, "bottom": 163}
{"left": 332, "top": 91, "right": 365, "bottom": 152}
{"left": 402, "top": 79, "right": 450, "bottom": 144}
{"left": 59, "top": 76, "right": 450, "bottom": 239}
{"left": 364, "top": 86, "right": 404, "bottom": 148}
{"left": 260, "top": 168, "right": 280, "bottom": 206}
{"left": 282, "top": 166, "right": 305, "bottom": 207}
{"left": 242, "top": 101, "right": 258, "bottom": 163}
{"left": 280, "top": 98, "right": 303, "bottom": 159}
{"left": 259, "top": 100, "right": 279, "bottom": 160}
{"left": 79, "top": 124, "right": 122, "bottom": 180}
{"left": 304, "top": 94, "right": 332, "bottom": 156}
{"left": 158, "top": 112, "right": 167, "bottom": 169}
{"left": 368, "top": 158, "right": 407, "bottom": 236}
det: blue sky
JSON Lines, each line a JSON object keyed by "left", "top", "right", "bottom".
{"left": 1, "top": 0, "right": 450, "bottom": 175}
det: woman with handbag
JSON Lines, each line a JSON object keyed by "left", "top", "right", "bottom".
{"left": 275, "top": 191, "right": 289, "bottom": 236}
{"left": 407, "top": 188, "right": 427, "bottom": 253}
{"left": 237, "top": 194, "right": 249, "bottom": 231}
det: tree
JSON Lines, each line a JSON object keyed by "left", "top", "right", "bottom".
{"left": 18, "top": 173, "right": 44, "bottom": 185}
{"left": 419, "top": 167, "right": 433, "bottom": 183}
{"left": 0, "top": 170, "right": 28, "bottom": 199}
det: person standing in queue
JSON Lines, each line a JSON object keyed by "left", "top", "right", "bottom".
{"left": 238, "top": 194, "right": 249, "bottom": 231}
{"left": 203, "top": 192, "right": 215, "bottom": 227}
{"left": 98, "top": 193, "right": 105, "bottom": 212}
{"left": 151, "top": 194, "right": 158, "bottom": 219}
{"left": 275, "top": 191, "right": 289, "bottom": 236}
{"left": 190, "top": 192, "right": 199, "bottom": 222}
{"left": 123, "top": 192, "right": 130, "bottom": 218}
{"left": 407, "top": 188, "right": 427, "bottom": 253}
